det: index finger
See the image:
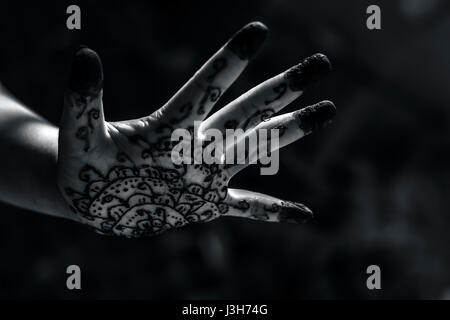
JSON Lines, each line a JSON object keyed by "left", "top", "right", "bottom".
{"left": 155, "top": 22, "right": 268, "bottom": 127}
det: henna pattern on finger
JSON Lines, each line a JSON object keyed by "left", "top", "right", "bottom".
{"left": 242, "top": 108, "right": 275, "bottom": 131}
{"left": 75, "top": 126, "right": 90, "bottom": 152}
{"left": 74, "top": 96, "right": 89, "bottom": 119}
{"left": 67, "top": 47, "right": 104, "bottom": 152}
{"left": 197, "top": 86, "right": 222, "bottom": 115}
{"left": 245, "top": 201, "right": 313, "bottom": 223}
{"left": 264, "top": 83, "right": 287, "bottom": 105}
{"left": 169, "top": 102, "right": 193, "bottom": 125}
{"left": 229, "top": 198, "right": 272, "bottom": 220}
{"left": 87, "top": 108, "right": 100, "bottom": 132}
{"left": 264, "top": 203, "right": 280, "bottom": 213}
{"left": 207, "top": 58, "right": 227, "bottom": 83}
{"left": 73, "top": 101, "right": 101, "bottom": 152}
{"left": 230, "top": 199, "right": 250, "bottom": 212}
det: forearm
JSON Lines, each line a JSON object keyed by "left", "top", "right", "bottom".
{"left": 0, "top": 85, "right": 72, "bottom": 220}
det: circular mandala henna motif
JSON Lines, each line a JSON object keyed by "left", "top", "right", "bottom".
{"left": 66, "top": 160, "right": 230, "bottom": 237}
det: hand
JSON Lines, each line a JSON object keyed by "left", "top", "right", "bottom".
{"left": 57, "top": 22, "right": 336, "bottom": 237}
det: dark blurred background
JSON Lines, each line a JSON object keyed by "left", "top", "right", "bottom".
{"left": 0, "top": 0, "right": 449, "bottom": 299}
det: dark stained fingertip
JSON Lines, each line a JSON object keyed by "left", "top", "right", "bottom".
{"left": 226, "top": 21, "right": 268, "bottom": 60}
{"left": 294, "top": 100, "right": 336, "bottom": 135}
{"left": 278, "top": 201, "right": 314, "bottom": 224}
{"left": 69, "top": 46, "right": 104, "bottom": 96}
{"left": 285, "top": 53, "right": 332, "bottom": 91}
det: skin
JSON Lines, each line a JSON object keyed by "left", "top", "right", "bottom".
{"left": 0, "top": 22, "right": 336, "bottom": 238}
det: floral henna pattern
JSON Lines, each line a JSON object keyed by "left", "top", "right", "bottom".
{"left": 64, "top": 134, "right": 230, "bottom": 238}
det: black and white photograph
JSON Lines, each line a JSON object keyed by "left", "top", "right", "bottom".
{"left": 0, "top": 0, "right": 449, "bottom": 306}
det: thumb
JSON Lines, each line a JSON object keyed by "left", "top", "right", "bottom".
{"left": 60, "top": 46, "right": 105, "bottom": 155}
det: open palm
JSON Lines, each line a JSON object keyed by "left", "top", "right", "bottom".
{"left": 57, "top": 22, "right": 336, "bottom": 237}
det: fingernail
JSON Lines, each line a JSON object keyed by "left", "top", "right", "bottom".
{"left": 226, "top": 21, "right": 268, "bottom": 60}
{"left": 69, "top": 46, "right": 104, "bottom": 96}
{"left": 285, "top": 53, "right": 332, "bottom": 91}
{"left": 278, "top": 201, "right": 314, "bottom": 224}
{"left": 294, "top": 100, "right": 336, "bottom": 135}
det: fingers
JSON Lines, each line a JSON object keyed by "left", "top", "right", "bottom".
{"left": 155, "top": 22, "right": 268, "bottom": 127}
{"left": 224, "top": 100, "right": 336, "bottom": 177}
{"left": 201, "top": 53, "right": 331, "bottom": 134}
{"left": 60, "top": 47, "right": 106, "bottom": 155}
{"left": 223, "top": 188, "right": 313, "bottom": 224}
